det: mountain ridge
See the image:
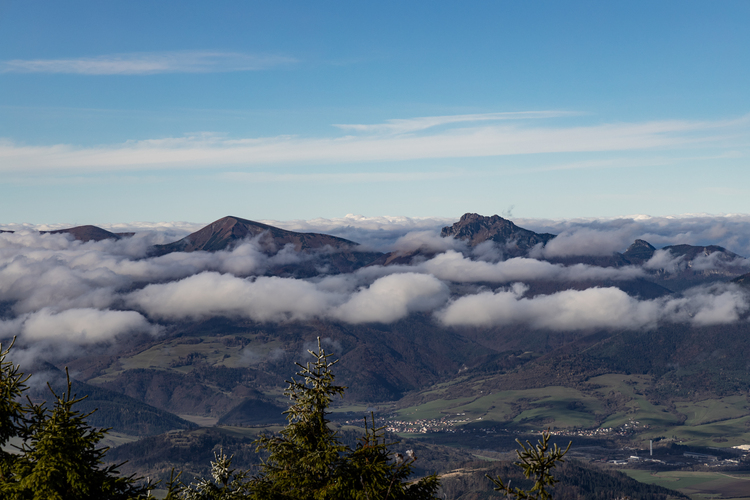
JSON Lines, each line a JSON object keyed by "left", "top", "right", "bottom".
{"left": 152, "top": 215, "right": 361, "bottom": 255}
{"left": 41, "top": 225, "right": 132, "bottom": 242}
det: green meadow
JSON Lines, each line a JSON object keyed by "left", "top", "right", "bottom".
{"left": 89, "top": 333, "right": 283, "bottom": 383}
{"left": 394, "top": 373, "right": 750, "bottom": 448}
{"left": 624, "top": 470, "right": 750, "bottom": 500}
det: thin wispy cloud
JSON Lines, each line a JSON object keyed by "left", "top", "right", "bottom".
{"left": 0, "top": 51, "right": 297, "bottom": 75}
{"left": 333, "top": 111, "right": 579, "bottom": 134}
{"left": 0, "top": 114, "right": 745, "bottom": 174}
{"left": 221, "top": 171, "right": 464, "bottom": 184}
{"left": 516, "top": 152, "right": 744, "bottom": 174}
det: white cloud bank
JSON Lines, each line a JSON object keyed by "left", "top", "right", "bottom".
{"left": 1, "top": 308, "right": 155, "bottom": 344}
{"left": 420, "top": 251, "right": 645, "bottom": 283}
{"left": 128, "top": 272, "right": 338, "bottom": 322}
{"left": 437, "top": 283, "right": 749, "bottom": 330}
{"left": 22, "top": 308, "right": 155, "bottom": 343}
{"left": 332, "top": 273, "right": 449, "bottom": 324}
{"left": 2, "top": 213, "right": 750, "bottom": 348}
{"left": 127, "top": 271, "right": 450, "bottom": 325}
{"left": 518, "top": 213, "right": 750, "bottom": 259}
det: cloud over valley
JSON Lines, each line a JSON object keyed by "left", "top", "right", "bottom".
{"left": 2, "top": 213, "right": 750, "bottom": 356}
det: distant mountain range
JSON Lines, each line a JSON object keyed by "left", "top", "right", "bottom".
{"left": 35, "top": 213, "right": 750, "bottom": 287}
{"left": 38, "top": 213, "right": 744, "bottom": 266}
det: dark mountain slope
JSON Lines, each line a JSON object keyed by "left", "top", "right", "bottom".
{"left": 26, "top": 363, "right": 195, "bottom": 436}
{"left": 151, "top": 215, "right": 382, "bottom": 274}
{"left": 217, "top": 394, "right": 287, "bottom": 426}
{"left": 440, "top": 460, "right": 688, "bottom": 500}
{"left": 154, "top": 216, "right": 358, "bottom": 254}
{"left": 99, "top": 367, "right": 262, "bottom": 418}
{"left": 414, "top": 319, "right": 750, "bottom": 407}
{"left": 732, "top": 272, "right": 750, "bottom": 286}
{"left": 628, "top": 241, "right": 749, "bottom": 290}
{"left": 86, "top": 315, "right": 490, "bottom": 415}
{"left": 663, "top": 243, "right": 740, "bottom": 261}
{"left": 107, "top": 427, "right": 260, "bottom": 484}
{"left": 42, "top": 225, "right": 127, "bottom": 242}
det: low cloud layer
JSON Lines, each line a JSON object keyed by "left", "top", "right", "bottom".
{"left": 129, "top": 272, "right": 338, "bottom": 322}
{"left": 2, "top": 214, "right": 750, "bottom": 353}
{"left": 332, "top": 273, "right": 449, "bottom": 324}
{"left": 533, "top": 226, "right": 639, "bottom": 258}
{"left": 1, "top": 308, "right": 154, "bottom": 344}
{"left": 127, "top": 271, "right": 450, "bottom": 325}
{"left": 518, "top": 214, "right": 750, "bottom": 258}
{"left": 420, "top": 251, "right": 645, "bottom": 283}
{"left": 437, "top": 283, "right": 748, "bottom": 330}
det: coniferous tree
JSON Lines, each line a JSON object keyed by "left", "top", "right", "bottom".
{"left": 249, "top": 337, "right": 346, "bottom": 499}
{"left": 2, "top": 336, "right": 439, "bottom": 499}
{"left": 180, "top": 450, "right": 251, "bottom": 500}
{"left": 0, "top": 339, "right": 29, "bottom": 482}
{"left": 337, "top": 414, "right": 439, "bottom": 500}
{"left": 0, "top": 340, "right": 152, "bottom": 499}
{"left": 486, "top": 431, "right": 571, "bottom": 500}
{"left": 248, "top": 338, "right": 439, "bottom": 500}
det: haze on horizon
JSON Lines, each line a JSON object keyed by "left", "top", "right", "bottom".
{"left": 0, "top": 1, "right": 748, "bottom": 225}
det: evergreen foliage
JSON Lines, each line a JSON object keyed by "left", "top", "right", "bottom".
{"left": 179, "top": 451, "right": 251, "bottom": 499}
{"left": 0, "top": 339, "right": 152, "bottom": 499}
{"left": 486, "top": 431, "right": 571, "bottom": 500}
{"left": 339, "top": 415, "right": 440, "bottom": 500}
{"left": 0, "top": 339, "right": 29, "bottom": 481}
{"left": 247, "top": 337, "right": 440, "bottom": 500}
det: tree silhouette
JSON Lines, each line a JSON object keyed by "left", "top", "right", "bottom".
{"left": 247, "top": 337, "right": 440, "bottom": 500}
{"left": 0, "top": 339, "right": 151, "bottom": 499}
{"left": 486, "top": 431, "right": 571, "bottom": 500}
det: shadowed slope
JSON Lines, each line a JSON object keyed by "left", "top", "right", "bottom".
{"left": 154, "top": 216, "right": 359, "bottom": 254}
{"left": 152, "top": 215, "right": 383, "bottom": 274}
{"left": 42, "top": 225, "right": 129, "bottom": 242}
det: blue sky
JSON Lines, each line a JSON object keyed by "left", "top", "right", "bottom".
{"left": 1, "top": 1, "right": 748, "bottom": 225}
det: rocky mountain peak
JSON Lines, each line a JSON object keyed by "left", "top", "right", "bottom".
{"left": 154, "top": 215, "right": 359, "bottom": 254}
{"left": 623, "top": 239, "right": 656, "bottom": 263}
{"left": 150, "top": 215, "right": 383, "bottom": 275}
{"left": 440, "top": 213, "right": 555, "bottom": 255}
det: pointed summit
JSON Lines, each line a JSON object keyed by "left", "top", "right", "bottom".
{"left": 151, "top": 216, "right": 383, "bottom": 275}
{"left": 623, "top": 239, "right": 656, "bottom": 264}
{"left": 154, "top": 216, "right": 359, "bottom": 254}
{"left": 440, "top": 213, "right": 555, "bottom": 256}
